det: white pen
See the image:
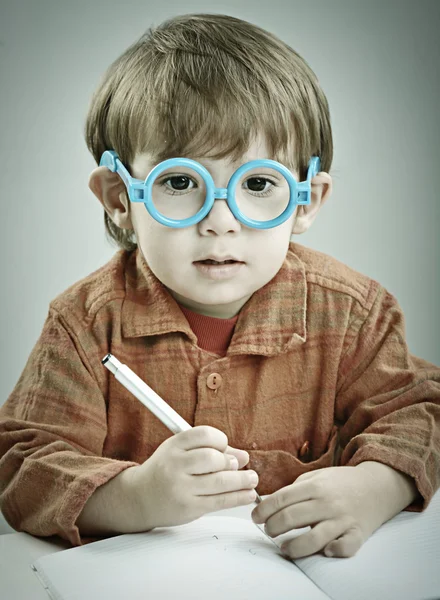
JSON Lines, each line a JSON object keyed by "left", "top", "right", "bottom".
{"left": 102, "top": 353, "right": 262, "bottom": 503}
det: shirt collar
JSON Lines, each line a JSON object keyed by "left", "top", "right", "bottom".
{"left": 121, "top": 242, "right": 307, "bottom": 356}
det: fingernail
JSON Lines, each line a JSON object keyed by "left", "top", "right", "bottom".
{"left": 248, "top": 489, "right": 257, "bottom": 502}
{"left": 229, "top": 457, "right": 239, "bottom": 470}
{"left": 249, "top": 472, "right": 259, "bottom": 484}
{"left": 325, "top": 548, "right": 334, "bottom": 557}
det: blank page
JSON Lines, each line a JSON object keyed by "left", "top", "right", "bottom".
{"left": 32, "top": 517, "right": 330, "bottom": 600}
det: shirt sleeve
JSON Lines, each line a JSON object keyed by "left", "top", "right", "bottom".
{"left": 0, "top": 308, "right": 138, "bottom": 546}
{"left": 335, "top": 284, "right": 440, "bottom": 510}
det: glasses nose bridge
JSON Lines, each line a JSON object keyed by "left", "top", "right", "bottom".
{"left": 213, "top": 187, "right": 228, "bottom": 200}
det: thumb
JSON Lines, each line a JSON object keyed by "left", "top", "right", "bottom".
{"left": 226, "top": 445, "right": 250, "bottom": 469}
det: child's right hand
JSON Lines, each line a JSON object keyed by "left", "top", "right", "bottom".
{"left": 126, "top": 425, "right": 258, "bottom": 530}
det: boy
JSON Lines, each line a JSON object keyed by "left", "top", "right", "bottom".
{"left": 0, "top": 13, "right": 439, "bottom": 560}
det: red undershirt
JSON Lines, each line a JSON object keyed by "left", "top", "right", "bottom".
{"left": 179, "top": 304, "right": 239, "bottom": 357}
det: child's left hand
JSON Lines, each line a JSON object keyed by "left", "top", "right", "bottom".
{"left": 251, "top": 464, "right": 409, "bottom": 559}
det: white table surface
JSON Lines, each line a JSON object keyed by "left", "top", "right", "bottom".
{"left": 0, "top": 503, "right": 256, "bottom": 599}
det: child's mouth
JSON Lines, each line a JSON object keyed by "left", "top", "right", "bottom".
{"left": 193, "top": 259, "right": 245, "bottom": 279}
{"left": 197, "top": 259, "right": 238, "bottom": 265}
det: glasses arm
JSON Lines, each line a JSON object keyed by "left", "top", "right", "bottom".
{"left": 296, "top": 156, "right": 321, "bottom": 205}
{"left": 99, "top": 150, "right": 146, "bottom": 201}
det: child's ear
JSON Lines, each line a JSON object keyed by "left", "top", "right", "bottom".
{"left": 292, "top": 172, "right": 332, "bottom": 234}
{"left": 88, "top": 166, "right": 133, "bottom": 229}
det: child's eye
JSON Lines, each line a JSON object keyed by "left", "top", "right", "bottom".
{"left": 244, "top": 177, "right": 277, "bottom": 196}
{"left": 159, "top": 175, "right": 198, "bottom": 194}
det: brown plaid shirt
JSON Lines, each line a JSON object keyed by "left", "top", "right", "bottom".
{"left": 1, "top": 242, "right": 439, "bottom": 546}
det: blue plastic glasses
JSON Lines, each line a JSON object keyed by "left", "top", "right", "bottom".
{"left": 100, "top": 150, "right": 320, "bottom": 229}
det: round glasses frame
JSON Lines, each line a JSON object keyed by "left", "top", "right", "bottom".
{"left": 100, "top": 150, "right": 321, "bottom": 229}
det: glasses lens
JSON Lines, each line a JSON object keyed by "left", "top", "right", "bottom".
{"left": 234, "top": 167, "right": 290, "bottom": 222}
{"left": 151, "top": 167, "right": 206, "bottom": 220}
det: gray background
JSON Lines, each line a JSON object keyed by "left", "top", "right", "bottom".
{"left": 0, "top": 0, "right": 439, "bottom": 407}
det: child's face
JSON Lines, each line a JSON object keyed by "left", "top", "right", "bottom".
{"left": 90, "top": 134, "right": 331, "bottom": 318}
{"left": 128, "top": 136, "right": 299, "bottom": 318}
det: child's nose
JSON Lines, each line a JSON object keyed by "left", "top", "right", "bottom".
{"left": 198, "top": 198, "right": 241, "bottom": 235}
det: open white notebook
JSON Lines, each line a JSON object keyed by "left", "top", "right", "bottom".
{"left": 32, "top": 490, "right": 440, "bottom": 600}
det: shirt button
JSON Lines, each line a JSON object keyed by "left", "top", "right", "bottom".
{"left": 206, "top": 373, "right": 222, "bottom": 390}
{"left": 299, "top": 441, "right": 310, "bottom": 458}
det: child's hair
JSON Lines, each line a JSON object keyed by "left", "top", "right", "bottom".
{"left": 85, "top": 13, "right": 333, "bottom": 251}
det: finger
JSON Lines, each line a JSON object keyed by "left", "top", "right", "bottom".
{"left": 195, "top": 469, "right": 259, "bottom": 496}
{"left": 252, "top": 480, "right": 314, "bottom": 524}
{"left": 263, "top": 499, "right": 323, "bottom": 537}
{"left": 323, "top": 526, "right": 365, "bottom": 558}
{"left": 225, "top": 445, "right": 250, "bottom": 469}
{"left": 183, "top": 447, "right": 239, "bottom": 475}
{"left": 201, "top": 489, "right": 257, "bottom": 513}
{"left": 175, "top": 426, "right": 229, "bottom": 452}
{"left": 294, "top": 470, "right": 318, "bottom": 483}
{"left": 280, "top": 516, "right": 354, "bottom": 559}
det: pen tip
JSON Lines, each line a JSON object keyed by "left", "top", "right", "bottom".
{"left": 102, "top": 354, "right": 119, "bottom": 374}
{"left": 102, "top": 354, "right": 111, "bottom": 365}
